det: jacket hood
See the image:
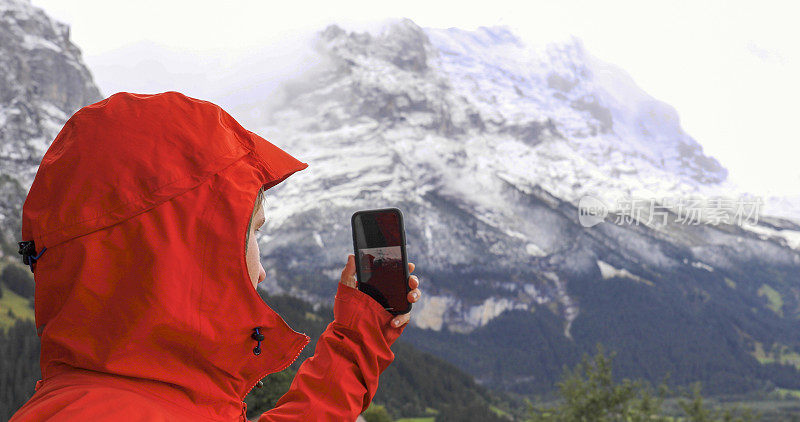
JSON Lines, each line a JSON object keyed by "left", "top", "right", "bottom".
{"left": 21, "top": 91, "right": 311, "bottom": 419}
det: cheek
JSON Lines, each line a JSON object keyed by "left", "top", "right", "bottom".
{"left": 252, "top": 241, "right": 261, "bottom": 264}
{"left": 246, "top": 235, "right": 258, "bottom": 266}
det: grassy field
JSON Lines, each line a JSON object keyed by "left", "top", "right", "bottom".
{"left": 395, "top": 406, "right": 439, "bottom": 421}
{"left": 0, "top": 285, "right": 34, "bottom": 330}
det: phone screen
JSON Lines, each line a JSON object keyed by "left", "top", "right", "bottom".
{"left": 351, "top": 208, "right": 410, "bottom": 314}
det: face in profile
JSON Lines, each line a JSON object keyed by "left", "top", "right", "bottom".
{"left": 246, "top": 200, "right": 267, "bottom": 290}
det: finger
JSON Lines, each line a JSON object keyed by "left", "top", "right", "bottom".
{"left": 391, "top": 313, "right": 411, "bottom": 328}
{"left": 340, "top": 254, "right": 357, "bottom": 288}
{"left": 407, "top": 288, "right": 421, "bottom": 303}
{"left": 408, "top": 262, "right": 415, "bottom": 273}
{"left": 408, "top": 275, "right": 419, "bottom": 289}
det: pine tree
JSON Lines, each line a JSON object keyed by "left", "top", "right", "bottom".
{"left": 525, "top": 343, "right": 758, "bottom": 421}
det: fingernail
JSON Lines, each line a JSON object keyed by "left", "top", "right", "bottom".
{"left": 412, "top": 292, "right": 419, "bottom": 299}
{"left": 393, "top": 320, "right": 401, "bottom": 326}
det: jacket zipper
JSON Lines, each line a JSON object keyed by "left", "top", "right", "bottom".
{"left": 240, "top": 333, "right": 311, "bottom": 419}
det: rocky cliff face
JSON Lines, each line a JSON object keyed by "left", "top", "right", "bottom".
{"left": 0, "top": 0, "right": 102, "bottom": 255}
{"left": 249, "top": 18, "right": 798, "bottom": 333}
{"left": 241, "top": 18, "right": 800, "bottom": 393}
{"left": 259, "top": 19, "right": 731, "bottom": 208}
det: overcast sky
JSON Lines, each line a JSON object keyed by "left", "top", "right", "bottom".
{"left": 29, "top": 0, "right": 800, "bottom": 197}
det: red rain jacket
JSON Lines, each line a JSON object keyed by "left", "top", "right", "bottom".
{"left": 10, "top": 91, "right": 405, "bottom": 421}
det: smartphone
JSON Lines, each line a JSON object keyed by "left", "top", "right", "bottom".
{"left": 351, "top": 207, "right": 411, "bottom": 315}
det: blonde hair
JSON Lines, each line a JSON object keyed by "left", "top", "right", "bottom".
{"left": 245, "top": 186, "right": 266, "bottom": 249}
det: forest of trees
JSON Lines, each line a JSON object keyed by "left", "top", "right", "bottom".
{"left": 0, "top": 273, "right": 513, "bottom": 421}
{"left": 0, "top": 263, "right": 38, "bottom": 420}
{"left": 1, "top": 263, "right": 797, "bottom": 421}
{"left": 0, "top": 319, "right": 39, "bottom": 419}
{"left": 245, "top": 290, "right": 512, "bottom": 420}
{"left": 525, "top": 344, "right": 760, "bottom": 422}
{"left": 1, "top": 264, "right": 34, "bottom": 298}
{"left": 402, "top": 268, "right": 800, "bottom": 399}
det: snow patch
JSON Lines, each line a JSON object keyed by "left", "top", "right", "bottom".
{"left": 741, "top": 223, "right": 800, "bottom": 251}
{"left": 313, "top": 231, "right": 324, "bottom": 248}
{"left": 526, "top": 242, "right": 547, "bottom": 256}
{"left": 690, "top": 261, "right": 714, "bottom": 272}
{"left": 597, "top": 260, "right": 653, "bottom": 285}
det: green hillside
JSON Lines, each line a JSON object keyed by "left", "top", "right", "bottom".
{"left": 247, "top": 289, "right": 521, "bottom": 420}
{"left": 402, "top": 262, "right": 800, "bottom": 399}
{"left": 0, "top": 262, "right": 35, "bottom": 330}
{"left": 0, "top": 261, "right": 521, "bottom": 421}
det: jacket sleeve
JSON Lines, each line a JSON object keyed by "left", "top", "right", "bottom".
{"left": 257, "top": 282, "right": 406, "bottom": 422}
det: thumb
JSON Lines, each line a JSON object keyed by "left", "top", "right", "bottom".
{"left": 340, "top": 254, "right": 357, "bottom": 288}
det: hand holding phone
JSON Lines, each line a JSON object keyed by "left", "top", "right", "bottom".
{"left": 351, "top": 207, "right": 412, "bottom": 315}
{"left": 339, "top": 255, "right": 420, "bottom": 327}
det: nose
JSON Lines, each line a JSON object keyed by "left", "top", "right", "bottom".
{"left": 258, "top": 265, "right": 266, "bottom": 284}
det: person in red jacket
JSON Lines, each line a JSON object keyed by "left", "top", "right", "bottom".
{"left": 10, "top": 91, "right": 422, "bottom": 421}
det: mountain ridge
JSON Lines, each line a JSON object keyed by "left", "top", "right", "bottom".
{"left": 239, "top": 18, "right": 800, "bottom": 395}
{"left": 0, "top": 0, "right": 102, "bottom": 257}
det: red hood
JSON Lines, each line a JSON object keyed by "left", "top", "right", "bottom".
{"left": 21, "top": 91, "right": 311, "bottom": 420}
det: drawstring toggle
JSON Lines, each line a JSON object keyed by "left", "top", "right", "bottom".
{"left": 251, "top": 327, "right": 265, "bottom": 356}
{"left": 18, "top": 240, "right": 46, "bottom": 273}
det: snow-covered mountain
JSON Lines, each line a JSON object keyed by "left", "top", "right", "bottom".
{"left": 249, "top": 19, "right": 758, "bottom": 217}
{"left": 3, "top": 3, "right": 800, "bottom": 395}
{"left": 0, "top": 0, "right": 101, "bottom": 255}
{"left": 242, "top": 18, "right": 800, "bottom": 393}
{"left": 247, "top": 18, "right": 798, "bottom": 327}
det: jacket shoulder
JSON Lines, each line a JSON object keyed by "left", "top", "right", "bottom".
{"left": 10, "top": 383, "right": 211, "bottom": 422}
